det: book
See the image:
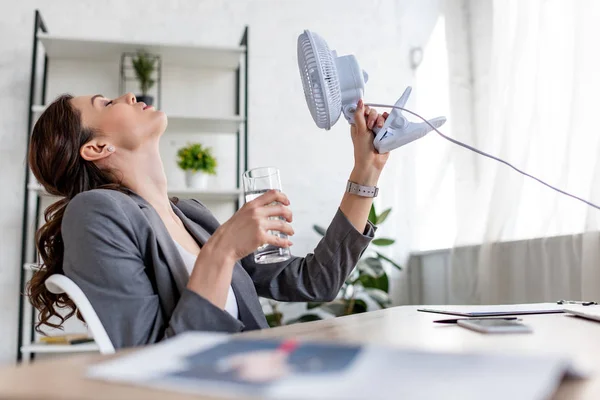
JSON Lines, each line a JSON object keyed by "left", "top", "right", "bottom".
{"left": 39, "top": 334, "right": 94, "bottom": 345}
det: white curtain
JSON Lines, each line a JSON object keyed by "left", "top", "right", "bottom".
{"left": 391, "top": 0, "right": 600, "bottom": 304}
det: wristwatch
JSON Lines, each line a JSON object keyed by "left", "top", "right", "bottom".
{"left": 346, "top": 180, "right": 379, "bottom": 198}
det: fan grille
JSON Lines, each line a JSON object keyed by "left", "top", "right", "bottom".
{"left": 297, "top": 31, "right": 342, "bottom": 130}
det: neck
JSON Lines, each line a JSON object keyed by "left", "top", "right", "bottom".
{"left": 118, "top": 141, "right": 173, "bottom": 216}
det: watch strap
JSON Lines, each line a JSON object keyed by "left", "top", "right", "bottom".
{"left": 346, "top": 180, "right": 379, "bottom": 198}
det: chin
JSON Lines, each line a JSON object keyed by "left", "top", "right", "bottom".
{"left": 154, "top": 111, "right": 168, "bottom": 136}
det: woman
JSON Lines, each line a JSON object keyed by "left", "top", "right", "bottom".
{"left": 28, "top": 92, "right": 390, "bottom": 349}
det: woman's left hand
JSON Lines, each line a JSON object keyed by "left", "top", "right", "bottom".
{"left": 351, "top": 99, "right": 390, "bottom": 173}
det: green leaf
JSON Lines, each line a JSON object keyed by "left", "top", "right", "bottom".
{"left": 357, "top": 260, "right": 379, "bottom": 278}
{"left": 286, "top": 314, "right": 323, "bottom": 325}
{"left": 359, "top": 273, "right": 389, "bottom": 292}
{"left": 306, "top": 302, "right": 322, "bottom": 310}
{"left": 365, "top": 288, "right": 391, "bottom": 308}
{"left": 359, "top": 257, "right": 384, "bottom": 277}
{"left": 320, "top": 301, "right": 347, "bottom": 317}
{"left": 368, "top": 204, "right": 377, "bottom": 225}
{"left": 132, "top": 51, "right": 157, "bottom": 94}
{"left": 376, "top": 208, "right": 392, "bottom": 225}
{"left": 350, "top": 299, "right": 368, "bottom": 314}
{"left": 313, "top": 225, "right": 326, "bottom": 236}
{"left": 372, "top": 238, "right": 395, "bottom": 246}
{"left": 346, "top": 268, "right": 360, "bottom": 284}
{"left": 376, "top": 251, "right": 402, "bottom": 271}
{"left": 176, "top": 143, "right": 218, "bottom": 174}
{"left": 356, "top": 264, "right": 378, "bottom": 279}
{"left": 265, "top": 312, "right": 283, "bottom": 327}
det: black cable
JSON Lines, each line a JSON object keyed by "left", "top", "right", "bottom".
{"left": 367, "top": 103, "right": 600, "bottom": 212}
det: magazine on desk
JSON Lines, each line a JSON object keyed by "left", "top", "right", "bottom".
{"left": 87, "top": 332, "right": 575, "bottom": 400}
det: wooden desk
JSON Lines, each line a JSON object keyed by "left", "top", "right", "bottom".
{"left": 1, "top": 306, "right": 600, "bottom": 399}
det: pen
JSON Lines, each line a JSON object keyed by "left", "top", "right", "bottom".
{"left": 433, "top": 317, "right": 520, "bottom": 324}
{"left": 69, "top": 338, "right": 95, "bottom": 345}
{"left": 557, "top": 300, "right": 598, "bottom": 306}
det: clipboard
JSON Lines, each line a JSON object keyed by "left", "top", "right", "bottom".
{"left": 417, "top": 303, "right": 567, "bottom": 317}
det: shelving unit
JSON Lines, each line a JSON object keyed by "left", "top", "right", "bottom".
{"left": 28, "top": 183, "right": 242, "bottom": 202}
{"left": 17, "top": 10, "right": 249, "bottom": 363}
{"left": 31, "top": 106, "right": 245, "bottom": 134}
{"left": 21, "top": 343, "right": 100, "bottom": 355}
{"left": 37, "top": 33, "right": 246, "bottom": 68}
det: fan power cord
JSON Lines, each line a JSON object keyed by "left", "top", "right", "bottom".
{"left": 365, "top": 103, "right": 600, "bottom": 212}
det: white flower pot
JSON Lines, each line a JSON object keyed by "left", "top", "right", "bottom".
{"left": 185, "top": 170, "right": 209, "bottom": 189}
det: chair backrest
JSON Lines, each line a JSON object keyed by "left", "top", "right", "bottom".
{"left": 45, "top": 274, "right": 115, "bottom": 354}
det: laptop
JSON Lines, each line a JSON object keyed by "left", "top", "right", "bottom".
{"left": 562, "top": 306, "right": 600, "bottom": 322}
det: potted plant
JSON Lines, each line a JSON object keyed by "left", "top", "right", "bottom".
{"left": 132, "top": 50, "right": 157, "bottom": 106}
{"left": 177, "top": 143, "right": 217, "bottom": 189}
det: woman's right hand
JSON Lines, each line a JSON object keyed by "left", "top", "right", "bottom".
{"left": 211, "top": 190, "right": 294, "bottom": 261}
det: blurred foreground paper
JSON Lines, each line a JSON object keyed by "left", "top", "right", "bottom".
{"left": 87, "top": 332, "right": 575, "bottom": 400}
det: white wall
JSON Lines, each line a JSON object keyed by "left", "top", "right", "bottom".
{"left": 0, "top": 0, "right": 442, "bottom": 365}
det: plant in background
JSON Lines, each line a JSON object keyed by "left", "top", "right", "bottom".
{"left": 177, "top": 143, "right": 218, "bottom": 174}
{"left": 132, "top": 50, "right": 157, "bottom": 97}
{"left": 265, "top": 204, "right": 402, "bottom": 326}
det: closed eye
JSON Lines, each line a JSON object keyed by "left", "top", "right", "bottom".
{"left": 105, "top": 100, "right": 113, "bottom": 107}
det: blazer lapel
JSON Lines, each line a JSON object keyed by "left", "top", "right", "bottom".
{"left": 127, "top": 192, "right": 267, "bottom": 329}
{"left": 170, "top": 205, "right": 252, "bottom": 320}
{"left": 174, "top": 199, "right": 269, "bottom": 330}
{"left": 171, "top": 206, "right": 211, "bottom": 247}
{"left": 128, "top": 192, "right": 190, "bottom": 295}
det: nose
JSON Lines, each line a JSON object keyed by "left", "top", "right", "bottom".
{"left": 114, "top": 92, "right": 136, "bottom": 105}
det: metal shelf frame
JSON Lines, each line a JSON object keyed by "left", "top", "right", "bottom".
{"left": 16, "top": 9, "right": 249, "bottom": 363}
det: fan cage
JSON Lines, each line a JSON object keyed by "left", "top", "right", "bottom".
{"left": 298, "top": 31, "right": 342, "bottom": 129}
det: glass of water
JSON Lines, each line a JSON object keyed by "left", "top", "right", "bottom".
{"left": 242, "top": 167, "right": 292, "bottom": 264}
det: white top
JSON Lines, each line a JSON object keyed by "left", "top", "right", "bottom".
{"left": 172, "top": 240, "right": 239, "bottom": 319}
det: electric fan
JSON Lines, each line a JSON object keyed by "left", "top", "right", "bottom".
{"left": 296, "top": 30, "right": 600, "bottom": 213}
{"left": 297, "top": 30, "right": 447, "bottom": 153}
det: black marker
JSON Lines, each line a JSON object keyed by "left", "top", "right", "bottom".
{"left": 433, "top": 317, "right": 520, "bottom": 324}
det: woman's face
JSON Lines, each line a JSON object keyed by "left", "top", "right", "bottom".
{"left": 71, "top": 92, "right": 167, "bottom": 151}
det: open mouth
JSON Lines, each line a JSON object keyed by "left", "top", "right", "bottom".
{"left": 143, "top": 105, "right": 153, "bottom": 110}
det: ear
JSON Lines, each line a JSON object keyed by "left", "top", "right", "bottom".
{"left": 80, "top": 140, "right": 114, "bottom": 162}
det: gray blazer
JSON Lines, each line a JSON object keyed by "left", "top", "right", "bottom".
{"left": 61, "top": 189, "right": 375, "bottom": 349}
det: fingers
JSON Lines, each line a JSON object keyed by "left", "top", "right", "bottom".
{"left": 244, "top": 189, "right": 295, "bottom": 248}
{"left": 248, "top": 191, "right": 293, "bottom": 222}
{"left": 261, "top": 204, "right": 293, "bottom": 222}
{"left": 252, "top": 189, "right": 290, "bottom": 206}
{"left": 359, "top": 104, "right": 386, "bottom": 130}
{"left": 367, "top": 108, "right": 379, "bottom": 130}
{"left": 353, "top": 99, "right": 367, "bottom": 131}
{"left": 264, "top": 218, "right": 295, "bottom": 237}
{"left": 263, "top": 233, "right": 293, "bottom": 249}
{"left": 375, "top": 114, "right": 385, "bottom": 129}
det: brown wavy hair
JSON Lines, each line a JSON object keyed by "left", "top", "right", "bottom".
{"left": 28, "top": 94, "right": 125, "bottom": 333}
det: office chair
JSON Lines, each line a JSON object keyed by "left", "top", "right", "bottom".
{"left": 45, "top": 274, "right": 115, "bottom": 354}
